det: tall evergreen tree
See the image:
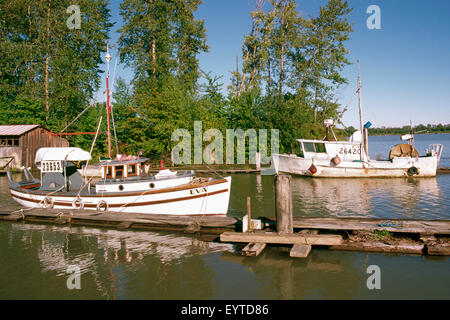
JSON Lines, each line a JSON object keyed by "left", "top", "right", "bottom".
{"left": 118, "top": 0, "right": 208, "bottom": 158}
{"left": 0, "top": 0, "right": 112, "bottom": 131}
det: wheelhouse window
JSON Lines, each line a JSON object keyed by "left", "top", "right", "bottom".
{"left": 315, "top": 142, "right": 326, "bottom": 153}
{"left": 127, "top": 164, "right": 137, "bottom": 176}
{"left": 296, "top": 141, "right": 304, "bottom": 157}
{"left": 303, "top": 142, "right": 316, "bottom": 153}
{"left": 300, "top": 141, "right": 327, "bottom": 155}
{"left": 105, "top": 166, "right": 113, "bottom": 179}
{"left": 115, "top": 165, "right": 124, "bottom": 179}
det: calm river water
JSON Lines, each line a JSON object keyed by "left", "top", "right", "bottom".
{"left": 0, "top": 134, "right": 449, "bottom": 299}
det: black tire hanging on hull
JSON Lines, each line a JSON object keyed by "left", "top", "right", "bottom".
{"left": 407, "top": 166, "right": 419, "bottom": 176}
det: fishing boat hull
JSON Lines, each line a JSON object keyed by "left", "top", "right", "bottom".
{"left": 271, "top": 154, "right": 439, "bottom": 178}
{"left": 9, "top": 177, "right": 232, "bottom": 216}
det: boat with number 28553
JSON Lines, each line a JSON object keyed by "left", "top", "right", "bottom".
{"left": 7, "top": 147, "right": 231, "bottom": 215}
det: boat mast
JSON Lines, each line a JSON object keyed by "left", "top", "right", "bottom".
{"left": 357, "top": 61, "right": 366, "bottom": 160}
{"left": 105, "top": 41, "right": 112, "bottom": 159}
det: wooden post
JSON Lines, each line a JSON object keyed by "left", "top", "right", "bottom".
{"left": 247, "top": 196, "right": 252, "bottom": 231}
{"left": 275, "top": 175, "right": 293, "bottom": 234}
{"left": 255, "top": 152, "right": 261, "bottom": 171}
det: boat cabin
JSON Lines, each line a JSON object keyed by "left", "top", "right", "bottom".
{"left": 295, "top": 138, "right": 363, "bottom": 162}
{"left": 99, "top": 157, "right": 148, "bottom": 180}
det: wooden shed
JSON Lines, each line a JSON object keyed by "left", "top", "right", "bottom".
{"left": 0, "top": 125, "right": 69, "bottom": 171}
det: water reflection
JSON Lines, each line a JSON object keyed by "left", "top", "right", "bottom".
{"left": 228, "top": 174, "right": 448, "bottom": 220}
{"left": 220, "top": 248, "right": 363, "bottom": 300}
{"left": 1, "top": 222, "right": 234, "bottom": 299}
{"left": 292, "top": 177, "right": 444, "bottom": 219}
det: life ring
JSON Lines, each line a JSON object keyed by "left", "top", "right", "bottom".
{"left": 407, "top": 166, "right": 419, "bottom": 176}
{"left": 43, "top": 196, "right": 54, "bottom": 209}
{"left": 96, "top": 200, "right": 109, "bottom": 212}
{"left": 332, "top": 155, "right": 341, "bottom": 165}
{"left": 308, "top": 164, "right": 317, "bottom": 175}
{"left": 72, "top": 197, "right": 84, "bottom": 209}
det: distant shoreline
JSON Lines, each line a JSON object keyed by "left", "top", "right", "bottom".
{"left": 368, "top": 131, "right": 450, "bottom": 137}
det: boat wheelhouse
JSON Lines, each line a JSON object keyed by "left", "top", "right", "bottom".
{"left": 95, "top": 156, "right": 196, "bottom": 193}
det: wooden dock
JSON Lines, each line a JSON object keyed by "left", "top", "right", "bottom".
{"left": 220, "top": 175, "right": 450, "bottom": 258}
{"left": 1, "top": 174, "right": 449, "bottom": 258}
{"left": 0, "top": 205, "right": 239, "bottom": 235}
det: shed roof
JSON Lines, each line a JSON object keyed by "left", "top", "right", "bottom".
{"left": 0, "top": 124, "right": 41, "bottom": 136}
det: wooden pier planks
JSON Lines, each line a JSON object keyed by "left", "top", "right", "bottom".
{"left": 0, "top": 206, "right": 240, "bottom": 234}
{"left": 290, "top": 245, "right": 312, "bottom": 258}
{"left": 241, "top": 242, "right": 267, "bottom": 257}
{"left": 331, "top": 241, "right": 425, "bottom": 255}
{"left": 293, "top": 217, "right": 450, "bottom": 235}
{"left": 1, "top": 204, "right": 449, "bottom": 256}
{"left": 426, "top": 242, "right": 450, "bottom": 256}
{"left": 289, "top": 229, "right": 319, "bottom": 258}
{"left": 220, "top": 231, "right": 343, "bottom": 246}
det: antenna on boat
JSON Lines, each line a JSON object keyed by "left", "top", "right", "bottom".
{"left": 105, "top": 41, "right": 112, "bottom": 159}
{"left": 357, "top": 60, "right": 367, "bottom": 161}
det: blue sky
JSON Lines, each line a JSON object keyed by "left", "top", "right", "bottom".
{"left": 96, "top": 0, "right": 450, "bottom": 129}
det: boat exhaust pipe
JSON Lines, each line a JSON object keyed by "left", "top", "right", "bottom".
{"left": 21, "top": 166, "right": 34, "bottom": 181}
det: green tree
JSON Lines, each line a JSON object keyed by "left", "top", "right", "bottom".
{"left": 0, "top": 0, "right": 112, "bottom": 132}
{"left": 118, "top": 0, "right": 208, "bottom": 159}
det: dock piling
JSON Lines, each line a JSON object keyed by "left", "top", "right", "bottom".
{"left": 275, "top": 175, "right": 293, "bottom": 234}
{"left": 247, "top": 196, "right": 252, "bottom": 231}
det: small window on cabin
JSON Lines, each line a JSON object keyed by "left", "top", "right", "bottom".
{"left": 105, "top": 166, "right": 113, "bottom": 178}
{"left": 303, "top": 142, "right": 316, "bottom": 153}
{"left": 315, "top": 143, "right": 326, "bottom": 153}
{"left": 296, "top": 142, "right": 304, "bottom": 157}
{"left": 13, "top": 139, "right": 19, "bottom": 146}
{"left": 115, "top": 165, "right": 124, "bottom": 179}
{"left": 127, "top": 164, "right": 137, "bottom": 176}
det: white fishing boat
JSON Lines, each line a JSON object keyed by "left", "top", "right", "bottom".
{"left": 271, "top": 134, "right": 443, "bottom": 177}
{"left": 7, "top": 147, "right": 231, "bottom": 215}
{"left": 271, "top": 67, "right": 443, "bottom": 178}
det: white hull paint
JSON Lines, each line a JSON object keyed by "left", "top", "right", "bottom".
{"left": 10, "top": 177, "right": 232, "bottom": 216}
{"left": 271, "top": 154, "right": 438, "bottom": 178}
